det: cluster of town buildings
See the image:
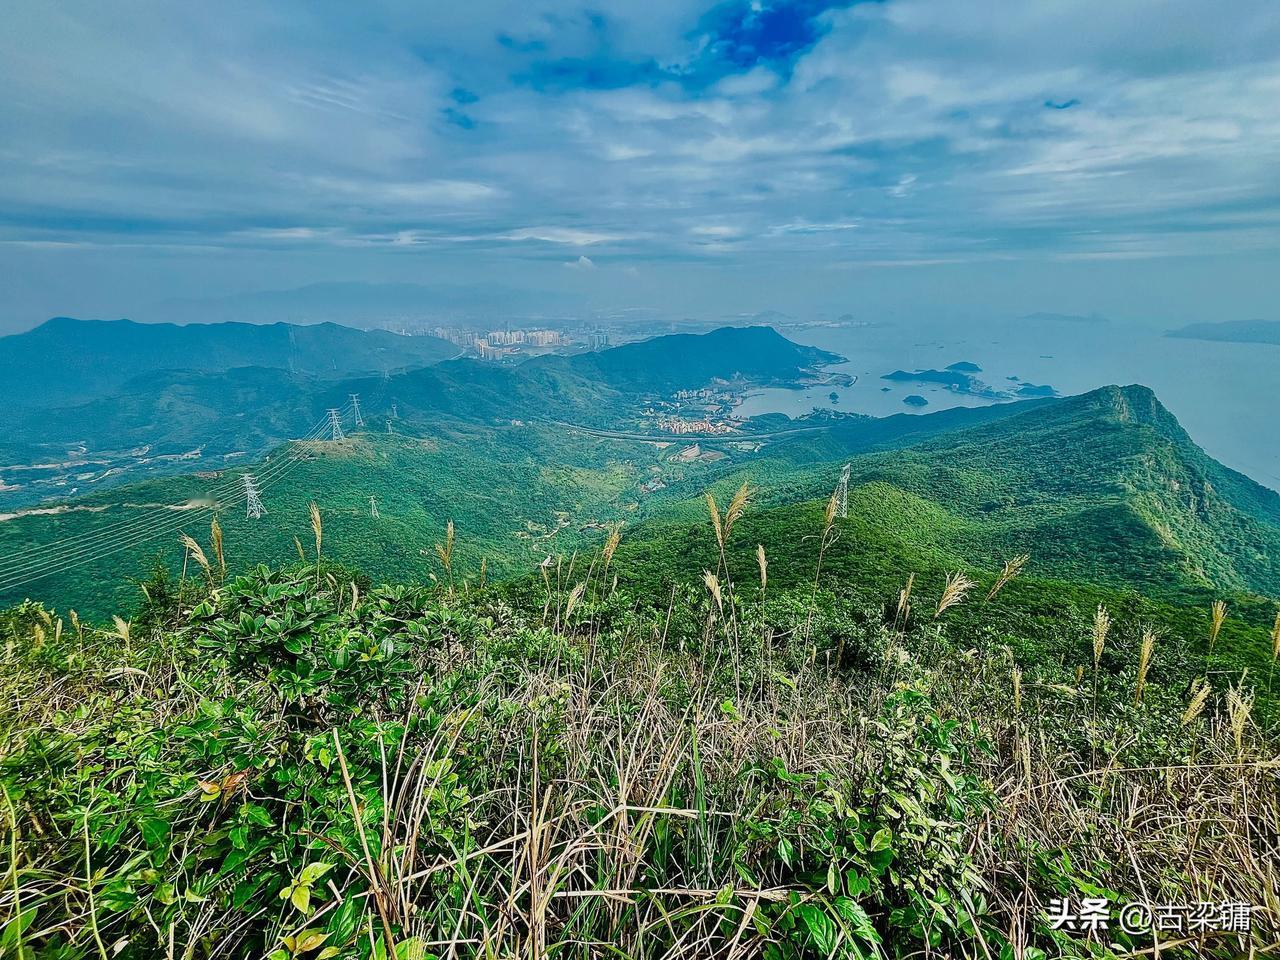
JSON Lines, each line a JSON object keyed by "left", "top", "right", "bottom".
{"left": 654, "top": 416, "right": 738, "bottom": 435}
{"left": 424, "top": 325, "right": 611, "bottom": 359}
{"left": 671, "top": 388, "right": 717, "bottom": 401}
{"left": 481, "top": 328, "right": 563, "bottom": 347}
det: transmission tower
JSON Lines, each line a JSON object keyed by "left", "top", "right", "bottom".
{"left": 369, "top": 496, "right": 379, "bottom": 519}
{"left": 349, "top": 394, "right": 365, "bottom": 428}
{"left": 243, "top": 475, "right": 266, "bottom": 519}
{"left": 391, "top": 402, "right": 399, "bottom": 419}
{"left": 837, "top": 463, "right": 850, "bottom": 519}
{"left": 385, "top": 420, "right": 394, "bottom": 434}
{"left": 327, "top": 408, "right": 345, "bottom": 441}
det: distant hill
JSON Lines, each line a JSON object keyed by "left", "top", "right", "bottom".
{"left": 556, "top": 325, "right": 842, "bottom": 393}
{"left": 1166, "top": 319, "right": 1280, "bottom": 345}
{"left": 0, "top": 325, "right": 842, "bottom": 509}
{"left": 0, "top": 317, "right": 458, "bottom": 407}
{"left": 147, "top": 280, "right": 577, "bottom": 326}
{"left": 315, "top": 325, "right": 841, "bottom": 429}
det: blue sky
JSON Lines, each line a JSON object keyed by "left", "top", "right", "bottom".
{"left": 2, "top": 0, "right": 1279, "bottom": 330}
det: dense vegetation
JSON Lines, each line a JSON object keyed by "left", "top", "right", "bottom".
{"left": 717, "top": 385, "right": 1280, "bottom": 598}
{"left": 2, "top": 501, "right": 1276, "bottom": 959}
{"left": 0, "top": 325, "right": 831, "bottom": 509}
{"left": 4, "top": 325, "right": 1279, "bottom": 956}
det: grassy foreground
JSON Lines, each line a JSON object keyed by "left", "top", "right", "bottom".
{"left": 1, "top": 500, "right": 1278, "bottom": 959}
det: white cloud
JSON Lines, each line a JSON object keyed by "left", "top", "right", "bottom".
{"left": 501, "top": 228, "right": 619, "bottom": 246}
{"left": 3, "top": 0, "right": 1279, "bottom": 279}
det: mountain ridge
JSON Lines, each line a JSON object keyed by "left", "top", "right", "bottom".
{"left": 0, "top": 316, "right": 459, "bottom": 407}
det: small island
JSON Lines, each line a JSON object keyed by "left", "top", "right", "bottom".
{"left": 903, "top": 394, "right": 929, "bottom": 407}
{"left": 1166, "top": 319, "right": 1280, "bottom": 345}
{"left": 883, "top": 365, "right": 1058, "bottom": 401}
{"left": 1014, "top": 383, "right": 1057, "bottom": 398}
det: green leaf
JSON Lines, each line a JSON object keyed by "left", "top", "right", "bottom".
{"left": 798, "top": 905, "right": 837, "bottom": 955}
{"left": 140, "top": 818, "right": 170, "bottom": 850}
{"left": 242, "top": 803, "right": 275, "bottom": 827}
{"left": 0, "top": 906, "right": 37, "bottom": 948}
{"left": 777, "top": 837, "right": 795, "bottom": 869}
{"left": 327, "top": 897, "right": 362, "bottom": 943}
{"left": 294, "top": 929, "right": 330, "bottom": 953}
{"left": 869, "top": 828, "right": 893, "bottom": 852}
{"left": 299, "top": 862, "right": 334, "bottom": 885}
{"left": 395, "top": 937, "right": 429, "bottom": 960}
{"left": 290, "top": 885, "right": 311, "bottom": 915}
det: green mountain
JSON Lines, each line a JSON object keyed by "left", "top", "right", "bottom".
{"left": 0, "top": 324, "right": 841, "bottom": 509}
{"left": 4, "top": 371, "right": 1277, "bottom": 635}
{"left": 755, "top": 384, "right": 1280, "bottom": 597}
{"left": 0, "top": 326, "right": 854, "bottom": 609}
{"left": 0, "top": 316, "right": 458, "bottom": 407}
{"left": 322, "top": 325, "right": 840, "bottom": 425}
{"left": 4, "top": 325, "right": 1279, "bottom": 960}
{"left": 555, "top": 324, "right": 842, "bottom": 392}
{"left": 4, "top": 326, "right": 1277, "bottom": 632}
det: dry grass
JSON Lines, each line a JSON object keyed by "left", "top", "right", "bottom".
{"left": 1, "top": 494, "right": 1278, "bottom": 960}
{"left": 987, "top": 553, "right": 1030, "bottom": 601}
{"left": 934, "top": 570, "right": 975, "bottom": 618}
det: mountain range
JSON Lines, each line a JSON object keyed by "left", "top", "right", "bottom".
{"left": 2, "top": 326, "right": 1278, "bottom": 661}
{"left": 0, "top": 323, "right": 838, "bottom": 509}
{"left": 0, "top": 317, "right": 459, "bottom": 408}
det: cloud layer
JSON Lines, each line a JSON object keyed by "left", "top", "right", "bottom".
{"left": 2, "top": 0, "right": 1279, "bottom": 322}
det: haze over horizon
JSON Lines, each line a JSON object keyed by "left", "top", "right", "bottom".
{"left": 2, "top": 0, "right": 1279, "bottom": 332}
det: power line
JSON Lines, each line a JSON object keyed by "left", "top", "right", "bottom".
{"left": 243, "top": 475, "right": 266, "bottom": 519}
{"left": 0, "top": 403, "right": 343, "bottom": 587}
{"left": 0, "top": 449, "right": 307, "bottom": 594}
{"left": 0, "top": 412, "right": 335, "bottom": 576}
{"left": 0, "top": 409, "right": 341, "bottom": 589}
{"left": 0, "top": 413, "right": 330, "bottom": 571}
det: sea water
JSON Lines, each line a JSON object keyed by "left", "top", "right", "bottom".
{"left": 736, "top": 318, "right": 1280, "bottom": 493}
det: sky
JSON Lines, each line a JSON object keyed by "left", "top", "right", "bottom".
{"left": 2, "top": 0, "right": 1279, "bottom": 332}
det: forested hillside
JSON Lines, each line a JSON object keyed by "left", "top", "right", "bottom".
{"left": 0, "top": 325, "right": 834, "bottom": 508}
{"left": 698, "top": 385, "right": 1280, "bottom": 598}
{"left": 2, "top": 327, "right": 1278, "bottom": 959}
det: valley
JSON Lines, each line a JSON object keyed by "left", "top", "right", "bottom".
{"left": 3, "top": 325, "right": 1278, "bottom": 699}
